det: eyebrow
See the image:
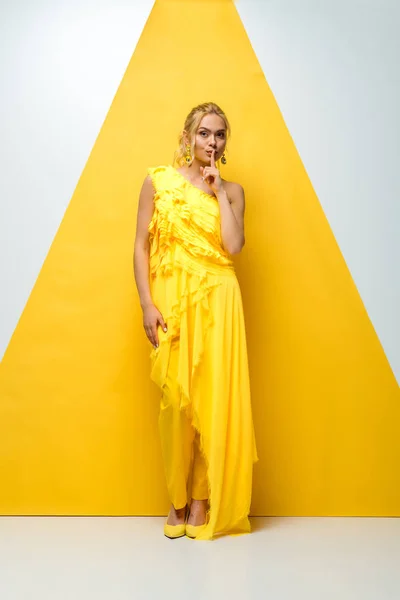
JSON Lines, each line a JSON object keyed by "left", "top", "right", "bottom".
{"left": 198, "top": 127, "right": 226, "bottom": 132}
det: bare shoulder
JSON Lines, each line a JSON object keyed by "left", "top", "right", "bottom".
{"left": 221, "top": 179, "right": 245, "bottom": 203}
{"left": 143, "top": 174, "right": 154, "bottom": 187}
{"left": 138, "top": 174, "right": 155, "bottom": 209}
{"left": 140, "top": 174, "right": 156, "bottom": 194}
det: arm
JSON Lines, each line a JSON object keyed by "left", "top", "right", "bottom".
{"left": 133, "top": 175, "right": 155, "bottom": 309}
{"left": 216, "top": 182, "right": 245, "bottom": 255}
{"left": 200, "top": 150, "right": 245, "bottom": 255}
{"left": 133, "top": 175, "right": 167, "bottom": 348}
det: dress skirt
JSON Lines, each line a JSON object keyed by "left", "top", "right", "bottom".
{"left": 149, "top": 257, "right": 258, "bottom": 540}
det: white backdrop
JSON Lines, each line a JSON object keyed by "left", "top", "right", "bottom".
{"left": 0, "top": 0, "right": 398, "bottom": 383}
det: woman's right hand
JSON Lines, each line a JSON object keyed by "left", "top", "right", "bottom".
{"left": 142, "top": 304, "right": 167, "bottom": 349}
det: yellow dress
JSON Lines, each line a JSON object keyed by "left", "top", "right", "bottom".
{"left": 147, "top": 165, "right": 258, "bottom": 540}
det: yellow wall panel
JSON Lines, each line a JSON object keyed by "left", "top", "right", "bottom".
{"left": 0, "top": 0, "right": 399, "bottom": 515}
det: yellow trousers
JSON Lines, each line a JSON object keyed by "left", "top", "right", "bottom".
{"left": 158, "top": 339, "right": 208, "bottom": 509}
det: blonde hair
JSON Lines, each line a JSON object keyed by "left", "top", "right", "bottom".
{"left": 174, "top": 102, "right": 231, "bottom": 167}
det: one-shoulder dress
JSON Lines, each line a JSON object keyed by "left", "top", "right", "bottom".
{"left": 147, "top": 165, "right": 258, "bottom": 540}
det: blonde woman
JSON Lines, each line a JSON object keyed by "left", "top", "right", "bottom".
{"left": 133, "top": 102, "right": 258, "bottom": 540}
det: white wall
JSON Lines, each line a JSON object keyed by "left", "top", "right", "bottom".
{"left": 1, "top": 0, "right": 398, "bottom": 382}
{"left": 0, "top": 0, "right": 154, "bottom": 358}
{"left": 236, "top": 0, "right": 400, "bottom": 382}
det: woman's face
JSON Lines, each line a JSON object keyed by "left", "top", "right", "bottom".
{"left": 192, "top": 113, "right": 227, "bottom": 164}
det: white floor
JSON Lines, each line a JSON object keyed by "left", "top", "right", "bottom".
{"left": 0, "top": 516, "right": 399, "bottom": 599}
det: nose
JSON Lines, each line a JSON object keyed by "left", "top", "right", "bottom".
{"left": 209, "top": 137, "right": 217, "bottom": 148}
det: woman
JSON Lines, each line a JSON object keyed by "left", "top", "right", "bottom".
{"left": 133, "top": 102, "right": 258, "bottom": 541}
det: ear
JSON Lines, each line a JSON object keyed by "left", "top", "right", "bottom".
{"left": 182, "top": 130, "right": 190, "bottom": 146}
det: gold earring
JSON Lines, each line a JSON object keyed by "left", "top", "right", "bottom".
{"left": 185, "top": 144, "right": 191, "bottom": 164}
{"left": 221, "top": 152, "right": 227, "bottom": 165}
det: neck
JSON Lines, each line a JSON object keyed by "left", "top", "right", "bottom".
{"left": 186, "top": 158, "right": 208, "bottom": 179}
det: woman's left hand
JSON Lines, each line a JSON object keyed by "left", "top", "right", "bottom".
{"left": 200, "top": 150, "right": 223, "bottom": 195}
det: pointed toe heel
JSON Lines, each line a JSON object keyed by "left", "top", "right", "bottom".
{"left": 164, "top": 521, "right": 186, "bottom": 539}
{"left": 185, "top": 523, "right": 207, "bottom": 539}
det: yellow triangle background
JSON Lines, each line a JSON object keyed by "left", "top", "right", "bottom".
{"left": 0, "top": 0, "right": 399, "bottom": 515}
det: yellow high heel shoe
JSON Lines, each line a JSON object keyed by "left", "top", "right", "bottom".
{"left": 163, "top": 506, "right": 187, "bottom": 540}
{"left": 185, "top": 522, "right": 207, "bottom": 539}
{"left": 186, "top": 502, "right": 209, "bottom": 539}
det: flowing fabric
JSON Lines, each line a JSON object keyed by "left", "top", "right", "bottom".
{"left": 147, "top": 165, "right": 258, "bottom": 540}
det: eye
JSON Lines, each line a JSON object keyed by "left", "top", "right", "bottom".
{"left": 217, "top": 132, "right": 225, "bottom": 138}
{"left": 199, "top": 131, "right": 208, "bottom": 137}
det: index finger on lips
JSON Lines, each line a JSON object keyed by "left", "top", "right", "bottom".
{"left": 211, "top": 149, "right": 216, "bottom": 168}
